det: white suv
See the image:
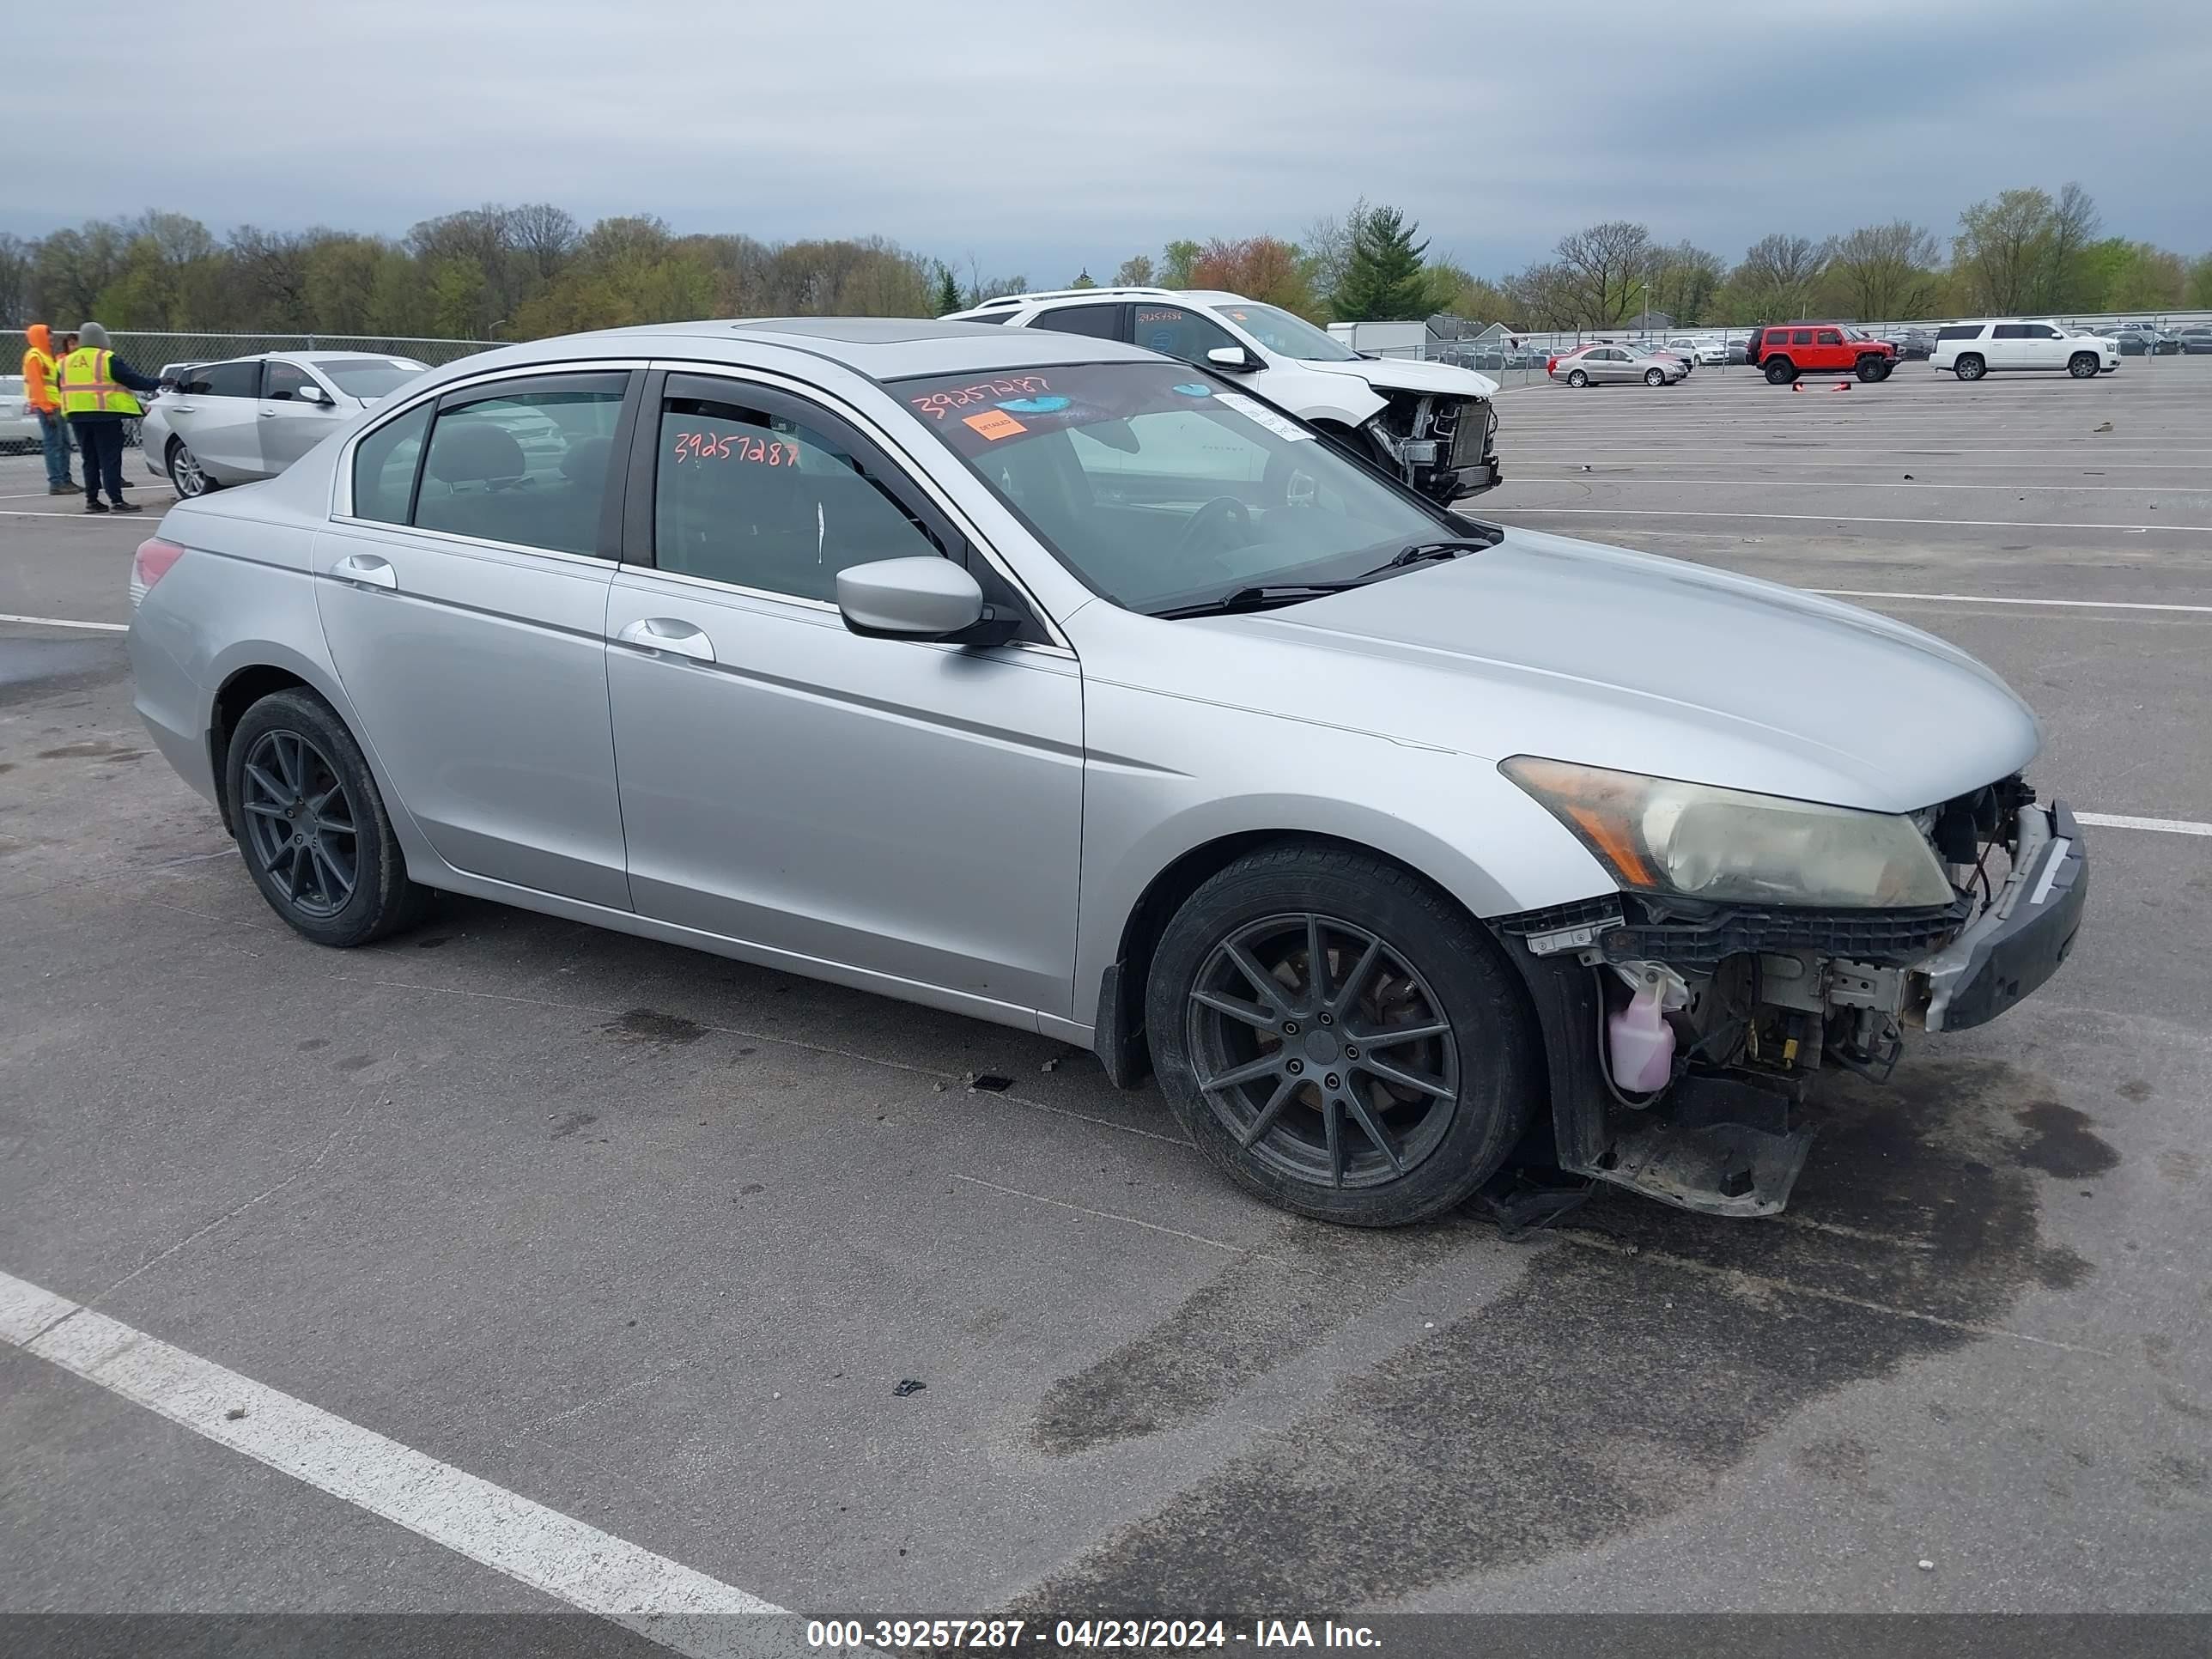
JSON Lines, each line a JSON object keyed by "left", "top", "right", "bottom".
{"left": 947, "top": 287, "right": 1503, "bottom": 501}
{"left": 1931, "top": 320, "right": 2119, "bottom": 380}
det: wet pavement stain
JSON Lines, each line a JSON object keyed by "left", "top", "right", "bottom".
{"left": 602, "top": 1008, "right": 706, "bottom": 1045}
{"left": 1015, "top": 1056, "right": 2103, "bottom": 1615}
{"left": 2012, "top": 1101, "right": 2120, "bottom": 1179}
{"left": 549, "top": 1110, "right": 599, "bottom": 1140}
{"left": 34, "top": 738, "right": 140, "bottom": 761}
{"left": 1032, "top": 1220, "right": 1479, "bottom": 1455}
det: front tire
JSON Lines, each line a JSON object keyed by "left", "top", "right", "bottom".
{"left": 1645, "top": 368, "right": 1666, "bottom": 386}
{"left": 1954, "top": 354, "right": 1986, "bottom": 381}
{"left": 166, "top": 437, "right": 216, "bottom": 498}
{"left": 1146, "top": 843, "right": 1536, "bottom": 1227}
{"left": 2068, "top": 352, "right": 2099, "bottom": 379}
{"left": 1856, "top": 356, "right": 1887, "bottom": 381}
{"left": 224, "top": 689, "right": 431, "bottom": 947}
{"left": 1764, "top": 358, "right": 1796, "bottom": 385}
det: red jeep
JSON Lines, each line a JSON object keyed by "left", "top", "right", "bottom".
{"left": 1748, "top": 324, "right": 1897, "bottom": 384}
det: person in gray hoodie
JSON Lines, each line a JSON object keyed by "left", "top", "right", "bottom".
{"left": 56, "top": 322, "right": 170, "bottom": 514}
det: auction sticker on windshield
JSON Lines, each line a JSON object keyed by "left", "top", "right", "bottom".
{"left": 1215, "top": 392, "right": 1309, "bottom": 441}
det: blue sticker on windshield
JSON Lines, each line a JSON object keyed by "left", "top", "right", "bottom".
{"left": 1172, "top": 383, "right": 1212, "bottom": 398}
{"left": 995, "top": 395, "right": 1070, "bottom": 414}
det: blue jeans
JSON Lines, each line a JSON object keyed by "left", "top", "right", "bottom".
{"left": 39, "top": 409, "right": 76, "bottom": 488}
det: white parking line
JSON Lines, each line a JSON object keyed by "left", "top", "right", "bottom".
{"left": 2075, "top": 812, "right": 2212, "bottom": 837}
{"left": 0, "top": 1268, "right": 788, "bottom": 1644}
{"left": 1808, "top": 588, "right": 2212, "bottom": 615}
{"left": 0, "top": 611, "right": 129, "bottom": 632}
{"left": 1498, "top": 507, "right": 2212, "bottom": 534}
{"left": 0, "top": 508, "right": 158, "bottom": 521}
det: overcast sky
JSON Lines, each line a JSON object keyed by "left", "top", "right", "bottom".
{"left": 15, "top": 0, "right": 2209, "bottom": 282}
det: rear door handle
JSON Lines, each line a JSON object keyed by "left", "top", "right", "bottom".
{"left": 258, "top": 409, "right": 279, "bottom": 418}
{"left": 331, "top": 552, "right": 398, "bottom": 591}
{"left": 617, "top": 617, "right": 715, "bottom": 663}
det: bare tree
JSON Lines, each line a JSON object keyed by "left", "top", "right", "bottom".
{"left": 1826, "top": 222, "right": 1942, "bottom": 320}
{"left": 1503, "top": 261, "right": 1584, "bottom": 331}
{"left": 1733, "top": 232, "right": 1835, "bottom": 319}
{"left": 1298, "top": 197, "right": 1367, "bottom": 311}
{"left": 1112, "top": 253, "right": 1156, "bottom": 287}
{"left": 2036, "top": 182, "right": 2101, "bottom": 310}
{"left": 504, "top": 204, "right": 580, "bottom": 283}
{"left": 1646, "top": 241, "right": 1725, "bottom": 325}
{"left": 1553, "top": 221, "right": 1655, "bottom": 326}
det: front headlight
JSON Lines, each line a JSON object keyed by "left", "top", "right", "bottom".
{"left": 1503, "top": 757, "right": 1956, "bottom": 909}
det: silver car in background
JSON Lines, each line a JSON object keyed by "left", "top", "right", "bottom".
{"left": 1550, "top": 343, "right": 1689, "bottom": 386}
{"left": 125, "top": 319, "right": 2084, "bottom": 1227}
{"left": 140, "top": 350, "right": 428, "bottom": 497}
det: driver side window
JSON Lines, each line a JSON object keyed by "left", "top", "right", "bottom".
{"left": 1131, "top": 305, "right": 1240, "bottom": 365}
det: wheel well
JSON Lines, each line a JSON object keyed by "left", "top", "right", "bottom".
{"left": 208, "top": 665, "right": 312, "bottom": 832}
{"left": 1096, "top": 830, "right": 1475, "bottom": 1087}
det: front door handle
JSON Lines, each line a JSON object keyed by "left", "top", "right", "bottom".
{"left": 258, "top": 410, "right": 279, "bottom": 418}
{"left": 331, "top": 553, "right": 398, "bottom": 591}
{"left": 617, "top": 617, "right": 715, "bottom": 663}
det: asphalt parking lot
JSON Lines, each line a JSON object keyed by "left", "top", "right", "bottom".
{"left": 3, "top": 362, "right": 2209, "bottom": 1643}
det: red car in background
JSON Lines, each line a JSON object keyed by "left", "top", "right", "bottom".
{"left": 1747, "top": 324, "right": 1898, "bottom": 384}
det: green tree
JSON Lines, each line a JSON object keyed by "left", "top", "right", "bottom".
{"left": 935, "top": 263, "right": 963, "bottom": 315}
{"left": 1158, "top": 240, "right": 1201, "bottom": 287}
{"left": 1069, "top": 269, "right": 1097, "bottom": 289}
{"left": 1331, "top": 205, "right": 1430, "bottom": 320}
{"left": 2189, "top": 253, "right": 2212, "bottom": 309}
{"left": 1951, "top": 187, "right": 2104, "bottom": 313}
{"left": 428, "top": 257, "right": 489, "bottom": 337}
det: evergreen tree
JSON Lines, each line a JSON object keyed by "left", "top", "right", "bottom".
{"left": 1332, "top": 206, "right": 1431, "bottom": 320}
{"left": 934, "top": 263, "right": 962, "bottom": 315}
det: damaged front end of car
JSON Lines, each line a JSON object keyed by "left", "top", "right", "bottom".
{"left": 1361, "top": 389, "right": 1501, "bottom": 502}
{"left": 1490, "top": 765, "right": 2088, "bottom": 1217}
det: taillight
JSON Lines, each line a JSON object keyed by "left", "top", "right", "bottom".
{"left": 129, "top": 537, "right": 185, "bottom": 610}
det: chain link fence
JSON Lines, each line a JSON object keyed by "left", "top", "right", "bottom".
{"left": 3, "top": 331, "right": 498, "bottom": 448}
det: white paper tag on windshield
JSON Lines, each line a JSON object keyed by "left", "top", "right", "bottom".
{"left": 1214, "top": 392, "right": 1310, "bottom": 441}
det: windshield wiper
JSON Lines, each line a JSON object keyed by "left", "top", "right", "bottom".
{"left": 1359, "top": 537, "right": 1492, "bottom": 577}
{"left": 1150, "top": 582, "right": 1363, "bottom": 619}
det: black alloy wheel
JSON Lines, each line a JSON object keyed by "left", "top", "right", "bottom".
{"left": 1147, "top": 844, "right": 1535, "bottom": 1226}
{"left": 239, "top": 728, "right": 358, "bottom": 920}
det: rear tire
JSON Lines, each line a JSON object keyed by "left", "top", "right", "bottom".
{"left": 166, "top": 437, "right": 216, "bottom": 498}
{"left": 1566, "top": 369, "right": 1589, "bottom": 388}
{"left": 1954, "top": 354, "right": 1986, "bottom": 381}
{"left": 2068, "top": 352, "right": 2099, "bottom": 379}
{"left": 223, "top": 689, "right": 432, "bottom": 948}
{"left": 1146, "top": 842, "right": 1536, "bottom": 1228}
{"left": 1764, "top": 358, "right": 1797, "bottom": 385}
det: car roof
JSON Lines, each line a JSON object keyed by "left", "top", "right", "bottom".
{"left": 485, "top": 316, "right": 1162, "bottom": 381}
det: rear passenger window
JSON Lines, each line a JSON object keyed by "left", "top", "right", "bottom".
{"left": 1936, "top": 325, "right": 1984, "bottom": 341}
{"left": 1992, "top": 324, "right": 2031, "bottom": 339}
{"left": 1790, "top": 330, "right": 1815, "bottom": 346}
{"left": 653, "top": 388, "right": 945, "bottom": 604}
{"left": 412, "top": 375, "right": 628, "bottom": 556}
{"left": 185, "top": 360, "right": 261, "bottom": 398}
{"left": 351, "top": 400, "right": 432, "bottom": 525}
{"left": 1031, "top": 304, "right": 1122, "bottom": 341}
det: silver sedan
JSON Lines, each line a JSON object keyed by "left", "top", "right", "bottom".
{"left": 139, "top": 350, "right": 428, "bottom": 497}
{"left": 1549, "top": 343, "right": 1689, "bottom": 386}
{"left": 126, "top": 320, "right": 2084, "bottom": 1226}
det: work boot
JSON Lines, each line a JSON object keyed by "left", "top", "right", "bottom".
{"left": 50, "top": 483, "right": 76, "bottom": 495}
{"left": 84, "top": 500, "right": 110, "bottom": 514}
{"left": 107, "top": 500, "right": 142, "bottom": 514}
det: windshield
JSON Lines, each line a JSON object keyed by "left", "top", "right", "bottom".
{"left": 317, "top": 358, "right": 428, "bottom": 399}
{"left": 894, "top": 362, "right": 1456, "bottom": 615}
{"left": 1213, "top": 302, "right": 1362, "bottom": 362}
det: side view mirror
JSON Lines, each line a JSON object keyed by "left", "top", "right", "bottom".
{"left": 294, "top": 383, "right": 333, "bottom": 406}
{"left": 1206, "top": 345, "right": 1262, "bottom": 373}
{"left": 837, "top": 557, "right": 987, "bottom": 641}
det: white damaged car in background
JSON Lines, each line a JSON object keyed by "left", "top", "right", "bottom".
{"left": 949, "top": 286, "right": 1503, "bottom": 504}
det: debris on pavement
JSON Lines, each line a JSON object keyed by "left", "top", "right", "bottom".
{"left": 893, "top": 1379, "right": 927, "bottom": 1397}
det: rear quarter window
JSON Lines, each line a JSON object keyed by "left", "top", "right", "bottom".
{"left": 1937, "top": 325, "right": 1985, "bottom": 341}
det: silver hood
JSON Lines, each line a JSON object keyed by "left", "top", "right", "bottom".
{"left": 1166, "top": 527, "right": 2040, "bottom": 814}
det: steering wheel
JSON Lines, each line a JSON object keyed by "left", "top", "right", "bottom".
{"left": 1172, "top": 495, "right": 1252, "bottom": 561}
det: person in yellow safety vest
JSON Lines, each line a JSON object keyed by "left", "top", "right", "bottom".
{"left": 20, "top": 323, "right": 80, "bottom": 495}
{"left": 58, "top": 321, "right": 172, "bottom": 515}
